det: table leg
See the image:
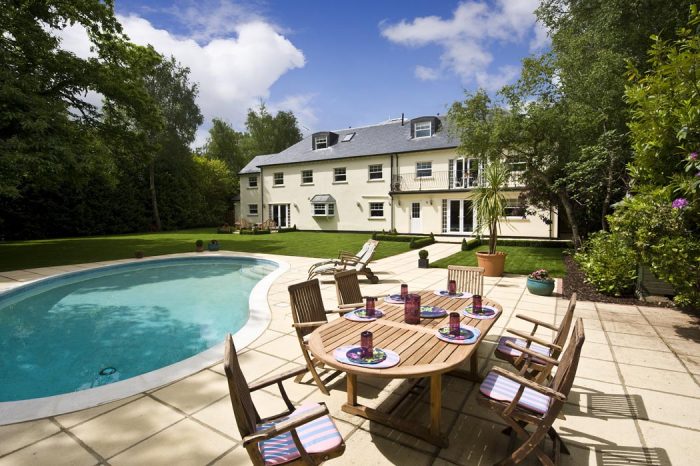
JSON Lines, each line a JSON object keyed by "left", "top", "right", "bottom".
{"left": 430, "top": 374, "right": 442, "bottom": 438}
{"left": 470, "top": 351, "right": 479, "bottom": 375}
{"left": 347, "top": 373, "right": 358, "bottom": 406}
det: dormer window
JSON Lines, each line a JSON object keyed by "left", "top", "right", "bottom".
{"left": 414, "top": 121, "right": 432, "bottom": 138}
{"left": 314, "top": 136, "right": 328, "bottom": 149}
{"left": 312, "top": 131, "right": 338, "bottom": 150}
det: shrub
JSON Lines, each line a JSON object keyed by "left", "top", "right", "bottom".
{"left": 278, "top": 224, "right": 297, "bottom": 233}
{"left": 418, "top": 249, "right": 429, "bottom": 259}
{"left": 195, "top": 239, "right": 203, "bottom": 247}
{"left": 575, "top": 231, "right": 637, "bottom": 296}
{"left": 410, "top": 236, "right": 435, "bottom": 249}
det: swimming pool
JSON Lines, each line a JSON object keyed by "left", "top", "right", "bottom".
{"left": 0, "top": 255, "right": 285, "bottom": 422}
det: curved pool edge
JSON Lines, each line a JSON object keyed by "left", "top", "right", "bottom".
{"left": 0, "top": 252, "right": 290, "bottom": 425}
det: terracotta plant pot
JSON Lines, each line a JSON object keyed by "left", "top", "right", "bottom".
{"left": 476, "top": 251, "right": 507, "bottom": 277}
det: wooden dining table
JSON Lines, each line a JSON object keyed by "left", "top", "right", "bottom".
{"left": 307, "top": 290, "right": 502, "bottom": 447}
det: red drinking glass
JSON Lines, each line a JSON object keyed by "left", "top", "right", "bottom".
{"left": 404, "top": 294, "right": 421, "bottom": 324}
{"left": 400, "top": 284, "right": 408, "bottom": 299}
{"left": 473, "top": 294, "right": 483, "bottom": 314}
{"left": 365, "top": 296, "right": 376, "bottom": 316}
{"left": 449, "top": 312, "right": 461, "bottom": 337}
{"left": 447, "top": 279, "right": 457, "bottom": 295}
{"left": 361, "top": 331, "right": 373, "bottom": 358}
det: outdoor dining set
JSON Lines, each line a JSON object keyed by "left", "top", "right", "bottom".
{"left": 222, "top": 242, "right": 585, "bottom": 466}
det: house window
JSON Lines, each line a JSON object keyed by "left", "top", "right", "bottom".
{"left": 334, "top": 167, "right": 347, "bottom": 182}
{"left": 342, "top": 132, "right": 355, "bottom": 142}
{"left": 503, "top": 199, "right": 526, "bottom": 218}
{"left": 314, "top": 136, "right": 328, "bottom": 149}
{"left": 312, "top": 203, "right": 335, "bottom": 216}
{"left": 368, "top": 164, "right": 383, "bottom": 180}
{"left": 248, "top": 204, "right": 258, "bottom": 216}
{"left": 369, "top": 202, "right": 384, "bottom": 218}
{"left": 301, "top": 170, "right": 313, "bottom": 184}
{"left": 509, "top": 161, "right": 526, "bottom": 173}
{"left": 414, "top": 121, "right": 432, "bottom": 138}
{"left": 273, "top": 172, "right": 284, "bottom": 185}
{"left": 248, "top": 176, "right": 258, "bottom": 188}
{"left": 416, "top": 162, "right": 432, "bottom": 178}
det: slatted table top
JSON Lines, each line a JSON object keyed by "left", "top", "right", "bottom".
{"left": 307, "top": 290, "right": 502, "bottom": 378}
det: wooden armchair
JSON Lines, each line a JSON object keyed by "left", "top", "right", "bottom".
{"left": 477, "top": 318, "right": 585, "bottom": 466}
{"left": 334, "top": 270, "right": 387, "bottom": 309}
{"left": 495, "top": 293, "right": 577, "bottom": 382}
{"left": 447, "top": 265, "right": 484, "bottom": 295}
{"left": 288, "top": 279, "right": 347, "bottom": 395}
{"left": 223, "top": 334, "right": 345, "bottom": 465}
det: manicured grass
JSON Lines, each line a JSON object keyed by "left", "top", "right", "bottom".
{"left": 431, "top": 245, "right": 567, "bottom": 277}
{"left": 0, "top": 230, "right": 411, "bottom": 272}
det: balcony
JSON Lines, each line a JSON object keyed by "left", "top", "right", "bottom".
{"left": 390, "top": 170, "right": 524, "bottom": 192}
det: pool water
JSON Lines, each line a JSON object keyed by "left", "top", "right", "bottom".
{"left": 0, "top": 257, "right": 276, "bottom": 402}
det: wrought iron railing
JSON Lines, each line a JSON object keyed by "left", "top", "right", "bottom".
{"left": 390, "top": 170, "right": 524, "bottom": 192}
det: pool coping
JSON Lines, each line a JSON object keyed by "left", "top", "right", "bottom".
{"left": 0, "top": 251, "right": 289, "bottom": 425}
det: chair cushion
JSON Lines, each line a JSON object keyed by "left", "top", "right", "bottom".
{"left": 258, "top": 403, "right": 343, "bottom": 465}
{"left": 479, "top": 371, "right": 551, "bottom": 415}
{"left": 496, "top": 336, "right": 551, "bottom": 363}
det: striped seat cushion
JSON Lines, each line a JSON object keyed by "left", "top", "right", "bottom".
{"left": 258, "top": 403, "right": 342, "bottom": 465}
{"left": 479, "top": 371, "right": 551, "bottom": 415}
{"left": 496, "top": 336, "right": 551, "bottom": 363}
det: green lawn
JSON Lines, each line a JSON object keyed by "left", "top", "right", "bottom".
{"left": 431, "top": 245, "right": 567, "bottom": 277}
{"left": 0, "top": 230, "right": 411, "bottom": 272}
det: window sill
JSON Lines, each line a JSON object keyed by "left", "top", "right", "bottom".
{"left": 312, "top": 214, "right": 335, "bottom": 218}
{"left": 415, "top": 176, "right": 434, "bottom": 180}
{"left": 332, "top": 181, "right": 348, "bottom": 185}
{"left": 300, "top": 183, "right": 314, "bottom": 186}
{"left": 272, "top": 184, "right": 285, "bottom": 188}
{"left": 247, "top": 214, "right": 259, "bottom": 217}
{"left": 368, "top": 217, "right": 386, "bottom": 220}
{"left": 367, "top": 179, "right": 384, "bottom": 182}
{"left": 247, "top": 186, "right": 258, "bottom": 190}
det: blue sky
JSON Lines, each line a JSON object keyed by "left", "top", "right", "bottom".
{"left": 101, "top": 0, "right": 548, "bottom": 144}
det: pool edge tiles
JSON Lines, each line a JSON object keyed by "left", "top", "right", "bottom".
{"left": 0, "top": 252, "right": 289, "bottom": 425}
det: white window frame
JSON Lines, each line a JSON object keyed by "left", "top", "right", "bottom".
{"left": 248, "top": 176, "right": 258, "bottom": 188}
{"left": 414, "top": 121, "right": 432, "bottom": 138}
{"left": 369, "top": 202, "right": 384, "bottom": 218}
{"left": 368, "top": 164, "right": 383, "bottom": 180}
{"left": 248, "top": 204, "right": 258, "bottom": 216}
{"left": 301, "top": 169, "right": 313, "bottom": 184}
{"left": 334, "top": 167, "right": 347, "bottom": 183}
{"left": 315, "top": 136, "right": 328, "bottom": 149}
{"left": 503, "top": 199, "right": 526, "bottom": 218}
{"left": 416, "top": 161, "right": 432, "bottom": 178}
{"left": 312, "top": 203, "right": 335, "bottom": 217}
{"left": 273, "top": 172, "right": 284, "bottom": 186}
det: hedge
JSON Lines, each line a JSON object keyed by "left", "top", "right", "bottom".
{"left": 240, "top": 228, "right": 271, "bottom": 235}
{"left": 488, "top": 239, "right": 572, "bottom": 248}
{"left": 409, "top": 236, "right": 435, "bottom": 249}
{"left": 372, "top": 233, "right": 429, "bottom": 243}
{"left": 277, "top": 225, "right": 297, "bottom": 233}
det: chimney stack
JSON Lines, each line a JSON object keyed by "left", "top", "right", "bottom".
{"left": 401, "top": 113, "right": 404, "bottom": 126}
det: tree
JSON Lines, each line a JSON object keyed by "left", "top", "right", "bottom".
{"left": 244, "top": 102, "right": 302, "bottom": 157}
{"left": 202, "top": 118, "right": 248, "bottom": 191}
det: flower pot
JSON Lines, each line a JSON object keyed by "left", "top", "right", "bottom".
{"left": 476, "top": 251, "right": 507, "bottom": 277}
{"left": 418, "top": 258, "right": 429, "bottom": 269}
{"left": 527, "top": 277, "right": 555, "bottom": 296}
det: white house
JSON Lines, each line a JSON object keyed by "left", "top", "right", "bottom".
{"left": 239, "top": 116, "right": 558, "bottom": 239}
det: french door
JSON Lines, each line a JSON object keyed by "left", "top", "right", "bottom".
{"left": 453, "top": 158, "right": 481, "bottom": 188}
{"left": 447, "top": 200, "right": 473, "bottom": 233}
{"left": 269, "top": 204, "right": 290, "bottom": 228}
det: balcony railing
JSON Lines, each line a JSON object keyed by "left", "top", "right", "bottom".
{"left": 390, "top": 170, "right": 524, "bottom": 192}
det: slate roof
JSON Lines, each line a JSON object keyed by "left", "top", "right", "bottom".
{"left": 309, "top": 194, "right": 336, "bottom": 203}
{"left": 238, "top": 117, "right": 458, "bottom": 174}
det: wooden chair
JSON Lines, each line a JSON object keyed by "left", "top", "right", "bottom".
{"left": 333, "top": 270, "right": 388, "bottom": 310}
{"left": 495, "top": 293, "right": 577, "bottom": 383}
{"left": 447, "top": 265, "right": 484, "bottom": 295}
{"left": 288, "top": 279, "right": 346, "bottom": 395}
{"left": 223, "top": 334, "right": 346, "bottom": 465}
{"left": 477, "top": 318, "right": 585, "bottom": 466}
{"left": 308, "top": 240, "right": 379, "bottom": 283}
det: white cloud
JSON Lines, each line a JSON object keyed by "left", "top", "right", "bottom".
{"left": 381, "top": 0, "right": 546, "bottom": 89}
{"left": 415, "top": 65, "right": 440, "bottom": 81}
{"left": 54, "top": 12, "right": 307, "bottom": 146}
{"left": 270, "top": 93, "right": 319, "bottom": 136}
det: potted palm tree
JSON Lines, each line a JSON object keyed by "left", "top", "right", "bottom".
{"left": 474, "top": 159, "right": 510, "bottom": 276}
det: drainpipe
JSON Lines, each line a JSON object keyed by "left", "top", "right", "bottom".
{"left": 260, "top": 167, "right": 264, "bottom": 223}
{"left": 390, "top": 154, "right": 395, "bottom": 232}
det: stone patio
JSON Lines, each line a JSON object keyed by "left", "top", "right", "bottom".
{"left": 0, "top": 243, "right": 699, "bottom": 465}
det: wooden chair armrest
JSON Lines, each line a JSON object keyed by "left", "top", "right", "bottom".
{"left": 504, "top": 341, "right": 559, "bottom": 366}
{"left": 516, "top": 314, "right": 559, "bottom": 331}
{"left": 506, "top": 328, "right": 561, "bottom": 351}
{"left": 308, "top": 259, "right": 341, "bottom": 272}
{"left": 337, "top": 302, "right": 364, "bottom": 309}
{"left": 325, "top": 308, "right": 352, "bottom": 315}
{"left": 491, "top": 366, "right": 566, "bottom": 401}
{"left": 248, "top": 366, "right": 308, "bottom": 392}
{"left": 338, "top": 251, "right": 360, "bottom": 261}
{"left": 242, "top": 403, "right": 330, "bottom": 447}
{"left": 292, "top": 321, "right": 327, "bottom": 329}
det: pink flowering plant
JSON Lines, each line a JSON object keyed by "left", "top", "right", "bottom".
{"left": 528, "top": 269, "right": 552, "bottom": 281}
